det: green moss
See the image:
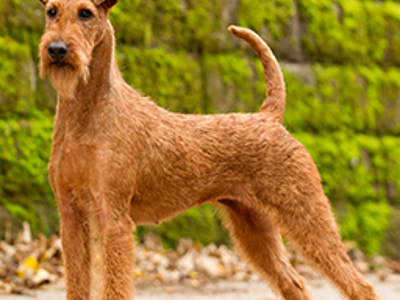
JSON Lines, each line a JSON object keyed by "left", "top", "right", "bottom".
{"left": 363, "top": 1, "right": 387, "bottom": 63}
{"left": 384, "top": 2, "right": 400, "bottom": 66}
{"left": 111, "top": 0, "right": 186, "bottom": 48}
{"left": 0, "top": 0, "right": 399, "bottom": 255}
{"left": 111, "top": 0, "right": 223, "bottom": 53}
{"left": 0, "top": 36, "right": 33, "bottom": 116}
{"left": 203, "top": 53, "right": 257, "bottom": 113}
{"left": 0, "top": 112, "right": 56, "bottom": 235}
{"left": 238, "top": 0, "right": 294, "bottom": 40}
{"left": 298, "top": 0, "right": 387, "bottom": 65}
{"left": 381, "top": 209, "right": 400, "bottom": 259}
{"left": 340, "top": 202, "right": 391, "bottom": 255}
{"left": 294, "top": 132, "right": 396, "bottom": 254}
{"left": 151, "top": 204, "right": 230, "bottom": 249}
{"left": 118, "top": 46, "right": 203, "bottom": 113}
{"left": 185, "top": 0, "right": 222, "bottom": 52}
{"left": 0, "top": 0, "right": 44, "bottom": 45}
{"left": 282, "top": 64, "right": 400, "bottom": 135}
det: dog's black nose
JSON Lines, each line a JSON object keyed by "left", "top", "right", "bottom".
{"left": 48, "top": 41, "right": 68, "bottom": 61}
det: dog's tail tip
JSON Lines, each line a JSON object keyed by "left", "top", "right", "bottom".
{"left": 228, "top": 25, "right": 255, "bottom": 41}
{"left": 227, "top": 25, "right": 240, "bottom": 34}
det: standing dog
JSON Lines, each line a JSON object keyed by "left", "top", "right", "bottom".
{"left": 37, "top": 0, "right": 380, "bottom": 299}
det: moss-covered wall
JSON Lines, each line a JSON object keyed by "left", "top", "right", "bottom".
{"left": 1, "top": 0, "right": 400, "bottom": 255}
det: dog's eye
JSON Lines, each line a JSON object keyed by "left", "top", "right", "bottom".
{"left": 79, "top": 9, "right": 93, "bottom": 20}
{"left": 47, "top": 8, "right": 57, "bottom": 19}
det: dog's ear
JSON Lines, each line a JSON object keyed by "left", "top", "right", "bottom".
{"left": 94, "top": 0, "right": 119, "bottom": 9}
{"left": 38, "top": 0, "right": 48, "bottom": 5}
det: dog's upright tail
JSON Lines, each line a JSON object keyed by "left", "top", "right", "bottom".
{"left": 228, "top": 25, "right": 285, "bottom": 123}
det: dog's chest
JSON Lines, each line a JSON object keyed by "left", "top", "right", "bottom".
{"left": 50, "top": 140, "right": 99, "bottom": 191}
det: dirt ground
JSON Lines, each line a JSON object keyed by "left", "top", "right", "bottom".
{"left": 3, "top": 274, "right": 400, "bottom": 300}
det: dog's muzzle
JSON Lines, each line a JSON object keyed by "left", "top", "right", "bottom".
{"left": 48, "top": 41, "right": 68, "bottom": 61}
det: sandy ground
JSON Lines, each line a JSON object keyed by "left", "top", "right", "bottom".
{"left": 3, "top": 274, "right": 400, "bottom": 300}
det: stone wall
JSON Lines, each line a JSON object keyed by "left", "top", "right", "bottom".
{"left": 1, "top": 0, "right": 400, "bottom": 255}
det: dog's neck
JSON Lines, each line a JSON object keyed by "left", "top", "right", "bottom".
{"left": 56, "top": 22, "right": 125, "bottom": 131}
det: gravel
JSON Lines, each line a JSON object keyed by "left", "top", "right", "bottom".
{"left": 3, "top": 274, "right": 400, "bottom": 300}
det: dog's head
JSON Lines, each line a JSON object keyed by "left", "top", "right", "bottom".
{"left": 38, "top": 0, "right": 117, "bottom": 98}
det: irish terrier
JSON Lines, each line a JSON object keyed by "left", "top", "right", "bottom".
{"left": 37, "top": 0, "right": 380, "bottom": 299}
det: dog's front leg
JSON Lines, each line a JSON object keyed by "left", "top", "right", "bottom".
{"left": 58, "top": 198, "right": 92, "bottom": 300}
{"left": 99, "top": 201, "right": 135, "bottom": 300}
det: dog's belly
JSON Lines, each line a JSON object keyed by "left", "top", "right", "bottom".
{"left": 129, "top": 181, "right": 247, "bottom": 226}
{"left": 129, "top": 197, "right": 191, "bottom": 225}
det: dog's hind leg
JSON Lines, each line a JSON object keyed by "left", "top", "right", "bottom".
{"left": 266, "top": 191, "right": 380, "bottom": 300}
{"left": 261, "top": 175, "right": 379, "bottom": 300}
{"left": 218, "top": 200, "right": 312, "bottom": 300}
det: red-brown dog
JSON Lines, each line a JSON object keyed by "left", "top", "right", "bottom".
{"left": 38, "top": 0, "right": 380, "bottom": 299}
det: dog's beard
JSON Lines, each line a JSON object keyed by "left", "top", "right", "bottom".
{"left": 48, "top": 63, "right": 89, "bottom": 99}
{"left": 39, "top": 40, "right": 91, "bottom": 99}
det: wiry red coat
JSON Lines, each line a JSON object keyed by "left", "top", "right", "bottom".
{"left": 38, "top": 0, "right": 380, "bottom": 299}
